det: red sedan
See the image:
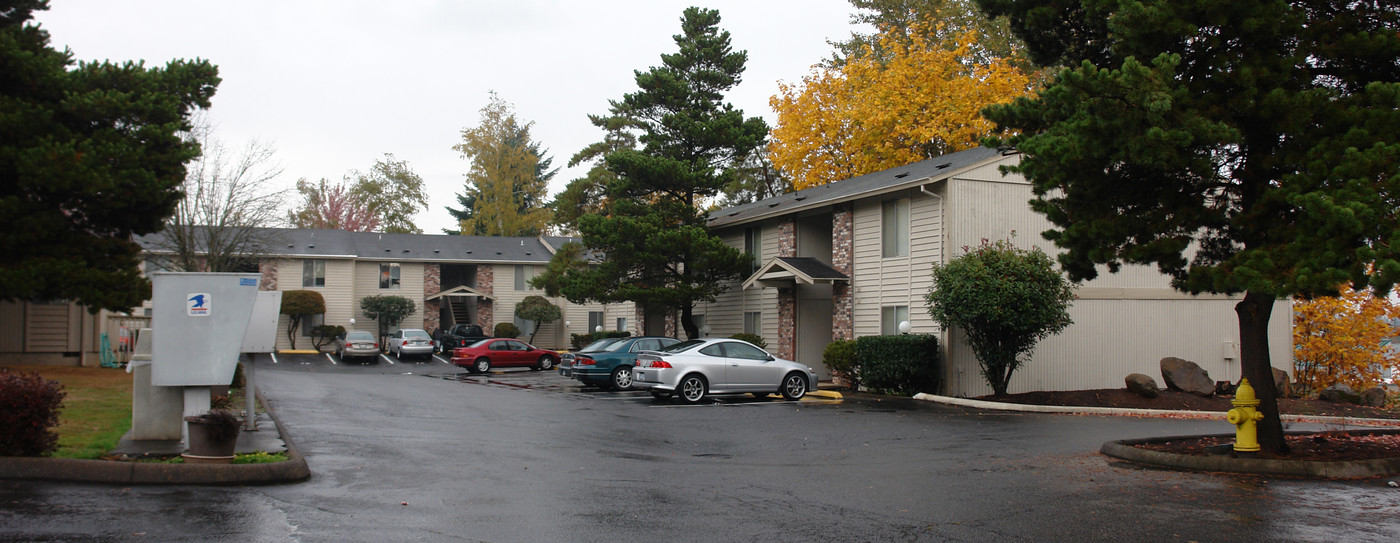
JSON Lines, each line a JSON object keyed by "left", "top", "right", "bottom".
{"left": 451, "top": 338, "right": 559, "bottom": 373}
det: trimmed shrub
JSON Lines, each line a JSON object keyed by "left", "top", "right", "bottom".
{"left": 854, "top": 334, "right": 941, "bottom": 396}
{"left": 822, "top": 339, "right": 858, "bottom": 389}
{"left": 729, "top": 333, "right": 767, "bottom": 349}
{"left": 494, "top": 322, "right": 522, "bottom": 339}
{"left": 310, "top": 324, "right": 346, "bottom": 351}
{"left": 0, "top": 369, "right": 66, "bottom": 456}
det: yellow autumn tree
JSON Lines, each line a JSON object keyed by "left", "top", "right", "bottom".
{"left": 1292, "top": 284, "right": 1400, "bottom": 395}
{"left": 450, "top": 92, "right": 554, "bottom": 236}
{"left": 769, "top": 23, "right": 1033, "bottom": 190}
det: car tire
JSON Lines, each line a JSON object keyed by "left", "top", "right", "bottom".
{"left": 780, "top": 372, "right": 808, "bottom": 401}
{"left": 535, "top": 355, "right": 555, "bottom": 371}
{"left": 650, "top": 390, "right": 673, "bottom": 401}
{"left": 609, "top": 366, "right": 633, "bottom": 390}
{"left": 677, "top": 374, "right": 707, "bottom": 404}
{"left": 472, "top": 357, "right": 491, "bottom": 374}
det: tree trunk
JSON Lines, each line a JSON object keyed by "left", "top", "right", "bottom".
{"left": 679, "top": 305, "right": 699, "bottom": 340}
{"left": 1236, "top": 290, "right": 1288, "bottom": 454}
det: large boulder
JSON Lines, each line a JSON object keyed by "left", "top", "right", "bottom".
{"left": 1160, "top": 357, "right": 1214, "bottom": 397}
{"left": 1125, "top": 373, "right": 1160, "bottom": 398}
{"left": 1360, "top": 387, "right": 1388, "bottom": 407}
{"left": 1272, "top": 367, "right": 1291, "bottom": 398}
{"left": 1318, "top": 383, "right": 1359, "bottom": 404}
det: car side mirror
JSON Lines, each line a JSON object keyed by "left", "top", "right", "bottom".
{"left": 766, "top": 355, "right": 775, "bottom": 362}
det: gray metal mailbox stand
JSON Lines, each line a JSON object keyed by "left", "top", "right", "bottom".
{"left": 149, "top": 272, "right": 262, "bottom": 447}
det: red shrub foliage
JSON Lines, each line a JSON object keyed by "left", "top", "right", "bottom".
{"left": 0, "top": 369, "right": 66, "bottom": 456}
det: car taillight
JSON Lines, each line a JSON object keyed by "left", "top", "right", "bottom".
{"left": 402, "top": 340, "right": 409, "bottom": 346}
{"left": 644, "top": 360, "right": 672, "bottom": 369}
{"left": 576, "top": 357, "right": 595, "bottom": 366}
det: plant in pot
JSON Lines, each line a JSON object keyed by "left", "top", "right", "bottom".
{"left": 183, "top": 409, "right": 242, "bottom": 463}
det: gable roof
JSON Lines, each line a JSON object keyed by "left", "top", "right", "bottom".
{"left": 137, "top": 227, "right": 556, "bottom": 264}
{"left": 742, "top": 256, "right": 850, "bottom": 290}
{"left": 707, "top": 146, "right": 1012, "bottom": 229}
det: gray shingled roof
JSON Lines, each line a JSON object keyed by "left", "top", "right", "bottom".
{"left": 137, "top": 228, "right": 556, "bottom": 264}
{"left": 706, "top": 146, "right": 1009, "bottom": 228}
{"left": 773, "top": 257, "right": 849, "bottom": 280}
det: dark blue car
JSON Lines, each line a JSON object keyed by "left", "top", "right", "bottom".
{"left": 571, "top": 336, "right": 681, "bottom": 390}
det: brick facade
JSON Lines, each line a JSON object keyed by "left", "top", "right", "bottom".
{"left": 778, "top": 218, "right": 796, "bottom": 257}
{"left": 423, "top": 263, "right": 441, "bottom": 333}
{"left": 259, "top": 260, "right": 278, "bottom": 291}
{"left": 832, "top": 203, "right": 855, "bottom": 341}
{"left": 776, "top": 217, "right": 797, "bottom": 358}
{"left": 476, "top": 264, "right": 493, "bottom": 328}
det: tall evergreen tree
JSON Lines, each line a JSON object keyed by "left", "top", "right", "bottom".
{"left": 534, "top": 7, "right": 769, "bottom": 339}
{"left": 447, "top": 93, "right": 555, "bottom": 236}
{"left": 977, "top": 0, "right": 1400, "bottom": 454}
{"left": 0, "top": 0, "right": 219, "bottom": 311}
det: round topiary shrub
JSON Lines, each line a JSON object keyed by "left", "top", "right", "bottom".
{"left": 494, "top": 322, "right": 522, "bottom": 338}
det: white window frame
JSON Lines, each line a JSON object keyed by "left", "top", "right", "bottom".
{"left": 303, "top": 259, "right": 326, "bottom": 288}
{"left": 880, "top": 305, "right": 910, "bottom": 336}
{"left": 744, "top": 311, "right": 762, "bottom": 335}
{"left": 379, "top": 263, "right": 401, "bottom": 289}
{"left": 882, "top": 198, "right": 910, "bottom": 258}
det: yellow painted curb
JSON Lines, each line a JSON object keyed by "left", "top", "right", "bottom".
{"left": 277, "top": 350, "right": 320, "bottom": 354}
{"left": 808, "top": 390, "right": 844, "bottom": 400}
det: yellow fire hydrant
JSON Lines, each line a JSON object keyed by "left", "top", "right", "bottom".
{"left": 1226, "top": 378, "right": 1265, "bottom": 453}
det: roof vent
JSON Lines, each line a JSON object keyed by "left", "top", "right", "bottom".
{"left": 936, "top": 162, "right": 951, "bottom": 169}
{"left": 403, "top": 249, "right": 410, "bottom": 253}
{"left": 728, "top": 211, "right": 740, "bottom": 216}
{"left": 894, "top": 172, "right": 910, "bottom": 178}
{"left": 308, "top": 244, "right": 315, "bottom": 249}
{"left": 794, "top": 196, "right": 806, "bottom": 201}
{"left": 466, "top": 250, "right": 472, "bottom": 254}
{"left": 768, "top": 202, "right": 780, "bottom": 208}
{"left": 526, "top": 252, "right": 532, "bottom": 256}
{"left": 496, "top": 251, "right": 502, "bottom": 255}
{"left": 434, "top": 249, "right": 440, "bottom": 254}
{"left": 385, "top": 248, "right": 391, "bottom": 252}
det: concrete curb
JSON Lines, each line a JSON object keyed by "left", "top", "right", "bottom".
{"left": 912, "top": 393, "right": 1400, "bottom": 427}
{"left": 1100, "top": 430, "right": 1400, "bottom": 478}
{"left": 0, "top": 390, "right": 309, "bottom": 486}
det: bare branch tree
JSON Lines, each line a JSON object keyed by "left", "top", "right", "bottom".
{"left": 149, "top": 118, "right": 288, "bottom": 272}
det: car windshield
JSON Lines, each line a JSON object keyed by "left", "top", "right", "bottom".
{"left": 656, "top": 339, "right": 704, "bottom": 353}
{"left": 579, "top": 338, "right": 622, "bottom": 352}
{"left": 466, "top": 339, "right": 494, "bottom": 348}
{"left": 402, "top": 330, "right": 430, "bottom": 339}
{"left": 346, "top": 332, "right": 374, "bottom": 341}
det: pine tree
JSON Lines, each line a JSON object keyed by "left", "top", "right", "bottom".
{"left": 0, "top": 1, "right": 220, "bottom": 311}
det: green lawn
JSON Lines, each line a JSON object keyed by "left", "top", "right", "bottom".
{"left": 2, "top": 364, "right": 133, "bottom": 459}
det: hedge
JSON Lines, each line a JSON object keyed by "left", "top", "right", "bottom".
{"left": 853, "top": 334, "right": 942, "bottom": 396}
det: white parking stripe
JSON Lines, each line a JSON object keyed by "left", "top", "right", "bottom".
{"left": 324, "top": 353, "right": 337, "bottom": 365}
{"left": 434, "top": 355, "right": 453, "bottom": 365}
{"left": 381, "top": 353, "right": 394, "bottom": 365}
{"left": 270, "top": 353, "right": 279, "bottom": 364}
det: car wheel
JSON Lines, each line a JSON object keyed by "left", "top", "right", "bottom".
{"left": 781, "top": 372, "right": 808, "bottom": 401}
{"left": 650, "top": 390, "right": 673, "bottom": 401}
{"left": 473, "top": 357, "right": 491, "bottom": 374}
{"left": 610, "top": 366, "right": 633, "bottom": 390}
{"left": 677, "top": 375, "right": 707, "bottom": 404}
{"left": 535, "top": 355, "right": 555, "bottom": 371}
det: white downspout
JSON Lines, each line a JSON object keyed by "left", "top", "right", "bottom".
{"left": 920, "top": 181, "right": 954, "bottom": 394}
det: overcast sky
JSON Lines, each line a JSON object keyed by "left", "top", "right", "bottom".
{"left": 36, "top": 1, "right": 868, "bottom": 234}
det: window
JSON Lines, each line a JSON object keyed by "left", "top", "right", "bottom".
{"left": 514, "top": 315, "right": 535, "bottom": 338}
{"left": 588, "top": 311, "right": 604, "bottom": 332}
{"left": 514, "top": 265, "right": 536, "bottom": 291}
{"left": 301, "top": 313, "right": 325, "bottom": 338}
{"left": 882, "top": 198, "right": 910, "bottom": 258}
{"left": 881, "top": 305, "right": 910, "bottom": 335}
{"left": 616, "top": 317, "right": 628, "bottom": 333}
{"left": 379, "top": 263, "right": 400, "bottom": 289}
{"left": 693, "top": 314, "right": 706, "bottom": 336}
{"left": 744, "top": 227, "right": 762, "bottom": 274}
{"left": 725, "top": 341, "right": 769, "bottom": 360}
{"left": 744, "top": 312, "right": 762, "bottom": 335}
{"left": 303, "top": 260, "right": 326, "bottom": 287}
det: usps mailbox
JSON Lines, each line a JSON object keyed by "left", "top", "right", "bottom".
{"left": 150, "top": 272, "right": 262, "bottom": 387}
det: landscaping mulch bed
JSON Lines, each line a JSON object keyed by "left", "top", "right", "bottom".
{"left": 976, "top": 388, "right": 1400, "bottom": 462}
{"left": 979, "top": 388, "right": 1400, "bottom": 420}
{"left": 1132, "top": 432, "right": 1400, "bottom": 462}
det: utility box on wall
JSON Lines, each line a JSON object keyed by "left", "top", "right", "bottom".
{"left": 150, "top": 272, "right": 262, "bottom": 387}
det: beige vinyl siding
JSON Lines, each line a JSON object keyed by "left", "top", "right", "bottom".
{"left": 351, "top": 260, "right": 424, "bottom": 333}
{"left": 0, "top": 301, "right": 22, "bottom": 352}
{"left": 274, "top": 257, "right": 357, "bottom": 351}
{"left": 943, "top": 297, "right": 1293, "bottom": 396}
{"left": 852, "top": 190, "right": 941, "bottom": 337}
{"left": 24, "top": 303, "right": 75, "bottom": 352}
{"left": 698, "top": 221, "right": 779, "bottom": 342}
